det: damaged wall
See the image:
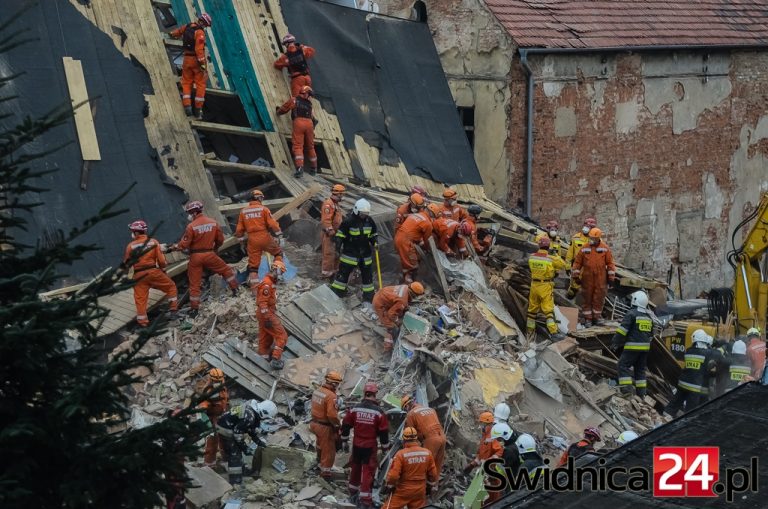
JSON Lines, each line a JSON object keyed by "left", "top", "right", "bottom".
{"left": 509, "top": 50, "right": 768, "bottom": 298}
{"left": 375, "top": 0, "right": 515, "bottom": 202}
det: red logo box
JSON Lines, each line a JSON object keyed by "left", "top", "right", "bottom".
{"left": 653, "top": 446, "right": 719, "bottom": 497}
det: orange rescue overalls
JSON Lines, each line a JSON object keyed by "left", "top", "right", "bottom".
{"left": 462, "top": 216, "right": 492, "bottom": 255}
{"left": 471, "top": 425, "right": 503, "bottom": 504}
{"left": 310, "top": 383, "right": 340, "bottom": 479}
{"left": 320, "top": 196, "right": 343, "bottom": 277}
{"left": 176, "top": 215, "right": 238, "bottom": 310}
{"left": 170, "top": 23, "right": 207, "bottom": 111}
{"left": 255, "top": 273, "right": 288, "bottom": 361}
{"left": 373, "top": 284, "right": 411, "bottom": 349}
{"left": 571, "top": 241, "right": 616, "bottom": 323}
{"left": 277, "top": 96, "right": 317, "bottom": 172}
{"left": 393, "top": 202, "right": 411, "bottom": 232}
{"left": 384, "top": 441, "right": 438, "bottom": 509}
{"left": 440, "top": 202, "right": 468, "bottom": 222}
{"left": 273, "top": 44, "right": 316, "bottom": 97}
{"left": 404, "top": 404, "right": 447, "bottom": 477}
{"left": 201, "top": 384, "right": 229, "bottom": 464}
{"left": 394, "top": 210, "right": 433, "bottom": 282}
{"left": 235, "top": 201, "right": 283, "bottom": 285}
{"left": 432, "top": 216, "right": 466, "bottom": 257}
{"left": 123, "top": 235, "right": 178, "bottom": 326}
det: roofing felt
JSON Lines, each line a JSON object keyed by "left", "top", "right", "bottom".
{"left": 486, "top": 382, "right": 768, "bottom": 508}
{"left": 484, "top": 0, "right": 768, "bottom": 49}
{"left": 281, "top": 0, "right": 483, "bottom": 186}
{"left": 3, "top": 1, "right": 188, "bottom": 280}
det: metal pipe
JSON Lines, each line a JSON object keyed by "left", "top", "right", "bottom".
{"left": 517, "top": 42, "right": 768, "bottom": 220}
{"left": 741, "top": 263, "right": 754, "bottom": 311}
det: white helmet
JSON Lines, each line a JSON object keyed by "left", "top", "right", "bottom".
{"left": 692, "top": 329, "right": 713, "bottom": 348}
{"left": 732, "top": 340, "right": 747, "bottom": 355}
{"left": 250, "top": 399, "right": 277, "bottom": 419}
{"left": 491, "top": 423, "right": 513, "bottom": 442}
{"left": 746, "top": 327, "right": 761, "bottom": 338}
{"left": 630, "top": 290, "right": 649, "bottom": 311}
{"left": 515, "top": 433, "right": 537, "bottom": 454}
{"left": 493, "top": 402, "right": 510, "bottom": 422}
{"left": 617, "top": 430, "right": 639, "bottom": 445}
{"left": 353, "top": 198, "right": 371, "bottom": 215}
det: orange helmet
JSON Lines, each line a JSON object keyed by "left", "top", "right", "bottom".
{"left": 299, "top": 85, "right": 313, "bottom": 96}
{"left": 252, "top": 189, "right": 264, "bottom": 200}
{"left": 443, "top": 188, "right": 458, "bottom": 200}
{"left": 403, "top": 427, "right": 419, "bottom": 441}
{"left": 409, "top": 193, "right": 425, "bottom": 207}
{"left": 325, "top": 371, "right": 343, "bottom": 384}
{"left": 209, "top": 368, "right": 225, "bottom": 382}
{"left": 426, "top": 203, "right": 442, "bottom": 218}
{"left": 479, "top": 411, "right": 494, "bottom": 424}
{"left": 409, "top": 282, "right": 425, "bottom": 296}
{"left": 588, "top": 227, "right": 602, "bottom": 239}
{"left": 331, "top": 184, "right": 346, "bottom": 194}
{"left": 401, "top": 394, "right": 414, "bottom": 410}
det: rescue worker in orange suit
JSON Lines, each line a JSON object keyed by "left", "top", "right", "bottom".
{"left": 310, "top": 371, "right": 343, "bottom": 480}
{"left": 571, "top": 227, "right": 616, "bottom": 326}
{"left": 201, "top": 368, "right": 229, "bottom": 466}
{"left": 544, "top": 220, "right": 564, "bottom": 257}
{"left": 746, "top": 327, "right": 766, "bottom": 380}
{"left": 170, "top": 13, "right": 212, "bottom": 119}
{"left": 256, "top": 261, "right": 289, "bottom": 370}
{"left": 234, "top": 189, "right": 284, "bottom": 287}
{"left": 565, "top": 217, "right": 597, "bottom": 299}
{"left": 331, "top": 198, "right": 378, "bottom": 302}
{"left": 394, "top": 186, "right": 428, "bottom": 232}
{"left": 320, "top": 184, "right": 346, "bottom": 278}
{"left": 341, "top": 383, "right": 390, "bottom": 509}
{"left": 527, "top": 235, "right": 566, "bottom": 340}
{"left": 123, "top": 220, "right": 178, "bottom": 326}
{"left": 463, "top": 204, "right": 493, "bottom": 256}
{"left": 372, "top": 282, "right": 424, "bottom": 351}
{"left": 463, "top": 411, "right": 503, "bottom": 475}
{"left": 440, "top": 188, "right": 468, "bottom": 222}
{"left": 383, "top": 427, "right": 439, "bottom": 509}
{"left": 557, "top": 427, "right": 601, "bottom": 467}
{"left": 276, "top": 85, "right": 318, "bottom": 178}
{"left": 432, "top": 209, "right": 467, "bottom": 258}
{"left": 274, "top": 34, "right": 316, "bottom": 97}
{"left": 402, "top": 394, "right": 447, "bottom": 478}
{"left": 394, "top": 194, "right": 434, "bottom": 283}
{"left": 167, "top": 201, "right": 238, "bottom": 317}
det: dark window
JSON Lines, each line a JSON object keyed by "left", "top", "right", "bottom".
{"left": 458, "top": 106, "right": 475, "bottom": 149}
{"left": 413, "top": 1, "right": 427, "bottom": 22}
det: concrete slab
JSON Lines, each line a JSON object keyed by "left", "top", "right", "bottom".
{"left": 292, "top": 284, "right": 346, "bottom": 320}
{"left": 186, "top": 465, "right": 232, "bottom": 508}
{"left": 259, "top": 446, "right": 316, "bottom": 483}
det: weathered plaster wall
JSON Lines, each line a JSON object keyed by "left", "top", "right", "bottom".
{"left": 375, "top": 0, "right": 515, "bottom": 201}
{"left": 511, "top": 51, "right": 768, "bottom": 297}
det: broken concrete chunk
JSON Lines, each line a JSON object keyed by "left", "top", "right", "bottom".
{"left": 296, "top": 485, "right": 323, "bottom": 501}
{"left": 185, "top": 465, "right": 232, "bottom": 508}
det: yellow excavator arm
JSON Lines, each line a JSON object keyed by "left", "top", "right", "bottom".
{"left": 732, "top": 192, "right": 768, "bottom": 333}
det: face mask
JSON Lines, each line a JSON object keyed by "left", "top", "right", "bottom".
{"left": 549, "top": 230, "right": 558, "bottom": 238}
{"left": 447, "top": 199, "right": 456, "bottom": 206}
{"left": 187, "top": 214, "right": 194, "bottom": 222}
{"left": 582, "top": 226, "right": 591, "bottom": 235}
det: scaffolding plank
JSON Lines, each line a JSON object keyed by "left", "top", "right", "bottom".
{"left": 62, "top": 57, "right": 101, "bottom": 160}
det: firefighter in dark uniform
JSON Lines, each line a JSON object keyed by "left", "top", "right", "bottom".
{"left": 215, "top": 399, "right": 276, "bottom": 484}
{"left": 725, "top": 339, "right": 752, "bottom": 391}
{"left": 330, "top": 198, "right": 378, "bottom": 303}
{"left": 664, "top": 329, "right": 714, "bottom": 416}
{"left": 611, "top": 290, "right": 654, "bottom": 397}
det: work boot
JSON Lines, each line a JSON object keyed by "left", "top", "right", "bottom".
{"left": 592, "top": 318, "right": 605, "bottom": 326}
{"left": 551, "top": 332, "right": 566, "bottom": 341}
{"left": 566, "top": 288, "right": 577, "bottom": 299}
{"left": 184, "top": 105, "right": 193, "bottom": 116}
{"left": 294, "top": 166, "right": 304, "bottom": 178}
{"left": 270, "top": 358, "right": 284, "bottom": 370}
{"left": 308, "top": 167, "right": 317, "bottom": 176}
{"left": 196, "top": 108, "right": 204, "bottom": 120}
{"left": 231, "top": 286, "right": 239, "bottom": 297}
{"left": 188, "top": 308, "right": 199, "bottom": 318}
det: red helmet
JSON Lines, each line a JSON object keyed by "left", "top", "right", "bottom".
{"left": 584, "top": 217, "right": 597, "bottom": 228}
{"left": 460, "top": 221, "right": 473, "bottom": 236}
{"left": 584, "top": 427, "right": 602, "bottom": 442}
{"left": 128, "top": 220, "right": 148, "bottom": 232}
{"left": 282, "top": 33, "right": 296, "bottom": 45}
{"left": 198, "top": 13, "right": 212, "bottom": 27}
{"left": 363, "top": 382, "right": 378, "bottom": 395}
{"left": 410, "top": 185, "right": 427, "bottom": 197}
{"left": 185, "top": 201, "right": 204, "bottom": 213}
{"left": 538, "top": 235, "right": 551, "bottom": 249}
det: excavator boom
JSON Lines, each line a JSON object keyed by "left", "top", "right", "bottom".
{"left": 733, "top": 192, "right": 768, "bottom": 333}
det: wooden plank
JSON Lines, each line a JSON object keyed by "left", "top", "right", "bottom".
{"left": 190, "top": 120, "right": 265, "bottom": 137}
{"left": 219, "top": 197, "right": 293, "bottom": 216}
{"left": 204, "top": 158, "right": 273, "bottom": 175}
{"left": 62, "top": 57, "right": 101, "bottom": 161}
{"left": 427, "top": 236, "right": 450, "bottom": 297}
{"left": 203, "top": 351, "right": 270, "bottom": 399}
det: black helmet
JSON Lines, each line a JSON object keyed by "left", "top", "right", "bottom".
{"left": 467, "top": 204, "right": 482, "bottom": 217}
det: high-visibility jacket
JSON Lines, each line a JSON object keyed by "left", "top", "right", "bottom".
{"left": 311, "top": 384, "right": 340, "bottom": 427}
{"left": 565, "top": 231, "right": 589, "bottom": 268}
{"left": 385, "top": 441, "right": 438, "bottom": 490}
{"left": 678, "top": 346, "right": 712, "bottom": 394}
{"left": 394, "top": 202, "right": 411, "bottom": 232}
{"left": 440, "top": 203, "right": 468, "bottom": 222}
{"left": 341, "top": 398, "right": 389, "bottom": 449}
{"left": 397, "top": 211, "right": 433, "bottom": 244}
{"left": 177, "top": 215, "right": 224, "bottom": 252}
{"left": 124, "top": 235, "right": 167, "bottom": 272}
{"left": 433, "top": 217, "right": 463, "bottom": 254}
{"left": 612, "top": 307, "right": 653, "bottom": 351}
{"left": 335, "top": 213, "right": 378, "bottom": 260}
{"left": 726, "top": 352, "right": 751, "bottom": 389}
{"left": 528, "top": 249, "right": 566, "bottom": 282}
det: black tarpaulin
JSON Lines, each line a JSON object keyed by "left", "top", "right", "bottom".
{"left": 2, "top": 2, "right": 187, "bottom": 281}
{"left": 281, "top": 0, "right": 482, "bottom": 186}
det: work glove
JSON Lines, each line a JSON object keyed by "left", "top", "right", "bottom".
{"left": 342, "top": 439, "right": 349, "bottom": 453}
